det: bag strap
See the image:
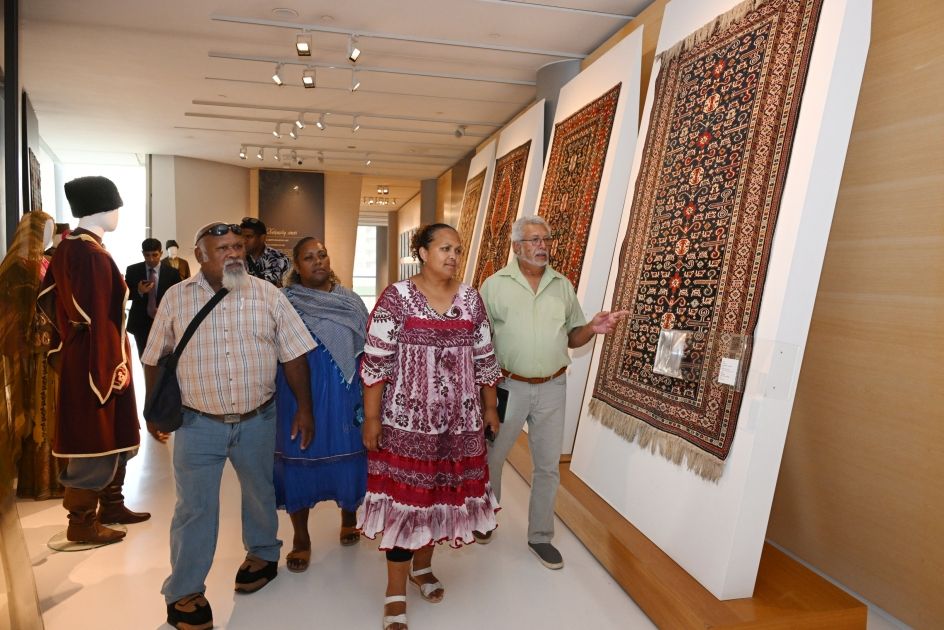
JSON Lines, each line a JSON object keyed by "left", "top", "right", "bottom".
{"left": 170, "top": 288, "right": 229, "bottom": 362}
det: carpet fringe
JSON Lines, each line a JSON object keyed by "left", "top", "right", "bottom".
{"left": 658, "top": 0, "right": 770, "bottom": 65}
{"left": 588, "top": 398, "right": 724, "bottom": 483}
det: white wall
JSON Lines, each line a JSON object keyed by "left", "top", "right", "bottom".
{"left": 150, "top": 155, "right": 249, "bottom": 273}
{"left": 324, "top": 172, "right": 362, "bottom": 287}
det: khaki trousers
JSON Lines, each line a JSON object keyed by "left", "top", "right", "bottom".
{"left": 486, "top": 374, "right": 566, "bottom": 544}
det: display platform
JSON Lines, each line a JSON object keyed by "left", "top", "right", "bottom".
{"left": 508, "top": 433, "right": 866, "bottom": 629}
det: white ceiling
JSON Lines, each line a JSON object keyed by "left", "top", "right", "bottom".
{"left": 21, "top": 0, "right": 652, "bottom": 211}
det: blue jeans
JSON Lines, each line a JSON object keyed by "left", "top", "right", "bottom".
{"left": 162, "top": 406, "right": 282, "bottom": 604}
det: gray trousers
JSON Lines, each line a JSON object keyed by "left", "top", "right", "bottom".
{"left": 487, "top": 374, "right": 566, "bottom": 544}
{"left": 58, "top": 451, "right": 133, "bottom": 491}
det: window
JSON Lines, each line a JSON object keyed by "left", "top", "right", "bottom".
{"left": 352, "top": 225, "right": 378, "bottom": 310}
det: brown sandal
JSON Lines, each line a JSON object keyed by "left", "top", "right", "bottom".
{"left": 286, "top": 548, "right": 311, "bottom": 573}
{"left": 340, "top": 526, "right": 360, "bottom": 546}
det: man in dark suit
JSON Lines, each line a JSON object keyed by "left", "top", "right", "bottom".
{"left": 125, "top": 238, "right": 181, "bottom": 357}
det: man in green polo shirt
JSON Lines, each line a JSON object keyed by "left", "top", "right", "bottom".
{"left": 478, "top": 215, "right": 627, "bottom": 569}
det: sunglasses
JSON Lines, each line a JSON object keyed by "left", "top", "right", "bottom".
{"left": 241, "top": 217, "right": 263, "bottom": 226}
{"left": 197, "top": 223, "right": 242, "bottom": 242}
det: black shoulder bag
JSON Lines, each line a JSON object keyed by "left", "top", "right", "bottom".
{"left": 143, "top": 288, "right": 229, "bottom": 432}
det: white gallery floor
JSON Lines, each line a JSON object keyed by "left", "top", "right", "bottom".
{"left": 16, "top": 430, "right": 655, "bottom": 630}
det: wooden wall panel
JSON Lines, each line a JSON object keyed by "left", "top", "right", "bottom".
{"left": 766, "top": 1, "right": 944, "bottom": 628}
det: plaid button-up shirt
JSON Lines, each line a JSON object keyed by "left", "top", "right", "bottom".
{"left": 142, "top": 272, "right": 315, "bottom": 415}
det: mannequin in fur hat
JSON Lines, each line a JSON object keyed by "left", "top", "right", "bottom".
{"left": 38, "top": 176, "right": 149, "bottom": 545}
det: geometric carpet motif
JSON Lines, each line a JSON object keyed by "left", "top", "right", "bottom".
{"left": 589, "top": 0, "right": 825, "bottom": 480}
{"left": 456, "top": 170, "right": 487, "bottom": 281}
{"left": 471, "top": 140, "right": 532, "bottom": 288}
{"left": 538, "top": 83, "right": 621, "bottom": 289}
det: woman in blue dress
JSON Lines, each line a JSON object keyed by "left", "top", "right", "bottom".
{"left": 275, "top": 237, "right": 369, "bottom": 572}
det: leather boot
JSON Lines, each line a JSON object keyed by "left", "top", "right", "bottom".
{"left": 64, "top": 487, "right": 126, "bottom": 544}
{"left": 98, "top": 463, "right": 151, "bottom": 524}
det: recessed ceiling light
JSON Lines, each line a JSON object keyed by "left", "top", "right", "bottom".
{"left": 272, "top": 8, "right": 299, "bottom": 19}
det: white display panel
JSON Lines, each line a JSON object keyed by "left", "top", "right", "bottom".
{"left": 468, "top": 97, "right": 546, "bottom": 280}
{"left": 460, "top": 139, "right": 497, "bottom": 284}
{"left": 570, "top": 0, "right": 871, "bottom": 600}
{"left": 541, "top": 29, "right": 643, "bottom": 455}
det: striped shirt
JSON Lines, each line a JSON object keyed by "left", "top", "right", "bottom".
{"left": 141, "top": 271, "right": 315, "bottom": 415}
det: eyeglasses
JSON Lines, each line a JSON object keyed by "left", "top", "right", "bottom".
{"left": 197, "top": 223, "right": 242, "bottom": 242}
{"left": 516, "top": 236, "right": 556, "bottom": 246}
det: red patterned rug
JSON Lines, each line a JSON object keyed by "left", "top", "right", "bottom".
{"left": 538, "top": 83, "right": 621, "bottom": 289}
{"left": 471, "top": 141, "right": 532, "bottom": 288}
{"left": 455, "top": 170, "right": 487, "bottom": 281}
{"left": 589, "top": 0, "right": 824, "bottom": 480}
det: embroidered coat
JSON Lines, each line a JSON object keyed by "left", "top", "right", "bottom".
{"left": 38, "top": 230, "right": 140, "bottom": 457}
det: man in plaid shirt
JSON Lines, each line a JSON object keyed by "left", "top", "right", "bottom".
{"left": 142, "top": 221, "right": 315, "bottom": 630}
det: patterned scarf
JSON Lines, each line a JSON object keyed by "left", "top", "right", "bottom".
{"left": 283, "top": 283, "right": 368, "bottom": 383}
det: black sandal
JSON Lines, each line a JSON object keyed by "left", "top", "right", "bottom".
{"left": 234, "top": 556, "right": 278, "bottom": 593}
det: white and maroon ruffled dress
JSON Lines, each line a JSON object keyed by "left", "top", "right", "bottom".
{"left": 358, "top": 280, "right": 502, "bottom": 550}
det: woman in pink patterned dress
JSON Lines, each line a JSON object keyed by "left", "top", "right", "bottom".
{"left": 360, "top": 223, "right": 502, "bottom": 630}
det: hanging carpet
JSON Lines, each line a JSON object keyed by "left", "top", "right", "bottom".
{"left": 538, "top": 83, "right": 621, "bottom": 289}
{"left": 589, "top": 0, "right": 824, "bottom": 481}
{"left": 471, "top": 141, "right": 531, "bottom": 288}
{"left": 455, "top": 170, "right": 487, "bottom": 280}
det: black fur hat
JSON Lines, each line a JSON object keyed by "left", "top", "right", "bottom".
{"left": 64, "top": 176, "right": 123, "bottom": 218}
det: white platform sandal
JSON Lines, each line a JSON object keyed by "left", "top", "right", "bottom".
{"left": 382, "top": 595, "right": 408, "bottom": 630}
{"left": 408, "top": 566, "right": 444, "bottom": 602}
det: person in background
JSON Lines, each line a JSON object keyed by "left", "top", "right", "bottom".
{"left": 142, "top": 221, "right": 315, "bottom": 630}
{"left": 477, "top": 215, "right": 627, "bottom": 570}
{"left": 162, "top": 239, "right": 191, "bottom": 280}
{"left": 360, "top": 223, "right": 501, "bottom": 630}
{"left": 276, "top": 237, "right": 369, "bottom": 573}
{"left": 125, "top": 238, "right": 182, "bottom": 358}
{"left": 240, "top": 217, "right": 290, "bottom": 287}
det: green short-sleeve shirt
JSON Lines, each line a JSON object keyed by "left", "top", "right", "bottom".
{"left": 479, "top": 261, "right": 587, "bottom": 378}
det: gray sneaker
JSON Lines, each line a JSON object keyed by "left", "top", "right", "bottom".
{"left": 528, "top": 542, "right": 563, "bottom": 570}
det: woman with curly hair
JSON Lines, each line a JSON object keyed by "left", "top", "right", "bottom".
{"left": 359, "top": 223, "right": 501, "bottom": 630}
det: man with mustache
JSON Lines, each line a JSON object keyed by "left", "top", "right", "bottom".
{"left": 478, "top": 216, "right": 627, "bottom": 570}
{"left": 141, "top": 222, "right": 316, "bottom": 630}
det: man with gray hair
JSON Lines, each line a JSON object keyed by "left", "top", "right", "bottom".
{"left": 478, "top": 215, "right": 627, "bottom": 569}
{"left": 142, "top": 221, "right": 316, "bottom": 630}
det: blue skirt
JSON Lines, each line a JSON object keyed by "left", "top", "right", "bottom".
{"left": 274, "top": 342, "right": 367, "bottom": 513}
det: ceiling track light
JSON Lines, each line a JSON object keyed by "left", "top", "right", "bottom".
{"left": 365, "top": 153, "right": 372, "bottom": 166}
{"left": 295, "top": 112, "right": 306, "bottom": 129}
{"left": 302, "top": 67, "right": 316, "bottom": 88}
{"left": 295, "top": 32, "right": 312, "bottom": 56}
{"left": 377, "top": 185, "right": 389, "bottom": 195}
{"left": 239, "top": 146, "right": 247, "bottom": 159}
{"left": 348, "top": 34, "right": 361, "bottom": 63}
{"left": 352, "top": 116, "right": 360, "bottom": 133}
{"left": 273, "top": 150, "right": 281, "bottom": 161}
{"left": 272, "top": 123, "right": 282, "bottom": 138}
{"left": 290, "top": 150, "right": 298, "bottom": 161}
{"left": 317, "top": 151, "right": 325, "bottom": 164}
{"left": 256, "top": 147, "right": 264, "bottom": 160}
{"left": 316, "top": 113, "right": 326, "bottom": 130}
{"left": 271, "top": 63, "right": 284, "bottom": 86}
{"left": 350, "top": 68, "right": 361, "bottom": 92}
{"left": 289, "top": 127, "right": 298, "bottom": 140}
